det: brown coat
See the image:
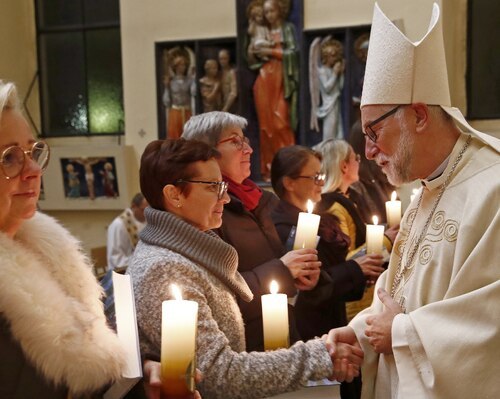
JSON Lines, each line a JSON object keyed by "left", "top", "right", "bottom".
{"left": 215, "top": 190, "right": 299, "bottom": 351}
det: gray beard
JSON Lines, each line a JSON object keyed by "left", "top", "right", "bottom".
{"left": 381, "top": 121, "right": 414, "bottom": 186}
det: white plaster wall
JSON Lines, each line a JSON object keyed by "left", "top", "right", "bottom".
{"left": 1, "top": 0, "right": 499, "bottom": 254}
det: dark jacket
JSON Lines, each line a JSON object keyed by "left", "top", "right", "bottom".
{"left": 215, "top": 190, "right": 300, "bottom": 351}
{"left": 316, "top": 190, "right": 367, "bottom": 247}
{"left": 271, "top": 200, "right": 366, "bottom": 340}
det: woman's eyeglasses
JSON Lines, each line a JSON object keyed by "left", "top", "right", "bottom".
{"left": 294, "top": 173, "right": 326, "bottom": 185}
{"left": 0, "top": 141, "right": 50, "bottom": 179}
{"left": 217, "top": 136, "right": 251, "bottom": 151}
{"left": 175, "top": 179, "right": 229, "bottom": 200}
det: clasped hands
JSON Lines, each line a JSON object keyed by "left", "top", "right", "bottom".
{"left": 323, "top": 327, "right": 363, "bottom": 382}
{"left": 323, "top": 288, "right": 403, "bottom": 381}
{"left": 281, "top": 248, "right": 321, "bottom": 291}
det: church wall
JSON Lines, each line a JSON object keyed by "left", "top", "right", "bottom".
{"left": 0, "top": 0, "right": 498, "bottom": 254}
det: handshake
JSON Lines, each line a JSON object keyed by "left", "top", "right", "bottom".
{"left": 322, "top": 326, "right": 363, "bottom": 383}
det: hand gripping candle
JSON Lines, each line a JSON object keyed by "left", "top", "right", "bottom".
{"left": 161, "top": 284, "right": 198, "bottom": 399}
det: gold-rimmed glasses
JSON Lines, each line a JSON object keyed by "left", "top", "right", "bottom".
{"left": 0, "top": 141, "right": 50, "bottom": 179}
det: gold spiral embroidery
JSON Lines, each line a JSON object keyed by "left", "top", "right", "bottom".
{"left": 443, "top": 220, "right": 459, "bottom": 242}
{"left": 406, "top": 208, "right": 418, "bottom": 225}
{"left": 419, "top": 244, "right": 433, "bottom": 265}
{"left": 431, "top": 210, "right": 445, "bottom": 230}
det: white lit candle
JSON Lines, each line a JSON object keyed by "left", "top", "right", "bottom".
{"left": 161, "top": 284, "right": 198, "bottom": 398}
{"left": 261, "top": 280, "right": 289, "bottom": 351}
{"left": 293, "top": 200, "right": 321, "bottom": 249}
{"left": 410, "top": 188, "right": 419, "bottom": 202}
{"left": 366, "top": 216, "right": 385, "bottom": 255}
{"left": 385, "top": 191, "right": 401, "bottom": 227}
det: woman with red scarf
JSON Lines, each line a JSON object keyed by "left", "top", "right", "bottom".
{"left": 182, "top": 111, "right": 321, "bottom": 352}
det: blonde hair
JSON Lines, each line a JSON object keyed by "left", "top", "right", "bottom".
{"left": 0, "top": 80, "right": 20, "bottom": 125}
{"left": 313, "top": 139, "right": 352, "bottom": 193}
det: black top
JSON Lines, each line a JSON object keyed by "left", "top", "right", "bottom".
{"left": 316, "top": 189, "right": 367, "bottom": 248}
{"left": 271, "top": 199, "right": 366, "bottom": 340}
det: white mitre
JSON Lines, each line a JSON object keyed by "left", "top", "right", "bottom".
{"left": 361, "top": 2, "right": 498, "bottom": 149}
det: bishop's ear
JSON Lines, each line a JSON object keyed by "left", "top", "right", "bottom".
{"left": 411, "top": 103, "right": 430, "bottom": 133}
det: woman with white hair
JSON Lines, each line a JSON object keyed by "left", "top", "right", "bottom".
{"left": 0, "top": 80, "right": 125, "bottom": 397}
{"left": 314, "top": 139, "right": 397, "bottom": 319}
{"left": 315, "top": 139, "right": 398, "bottom": 259}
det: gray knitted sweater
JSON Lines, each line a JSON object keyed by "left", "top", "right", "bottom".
{"left": 128, "top": 208, "right": 333, "bottom": 399}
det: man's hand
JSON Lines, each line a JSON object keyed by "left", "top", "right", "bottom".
{"left": 365, "top": 288, "right": 403, "bottom": 354}
{"left": 323, "top": 327, "right": 364, "bottom": 382}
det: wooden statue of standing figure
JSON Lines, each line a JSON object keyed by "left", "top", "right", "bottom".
{"left": 199, "top": 59, "right": 223, "bottom": 113}
{"left": 162, "top": 46, "right": 196, "bottom": 139}
{"left": 247, "top": 0, "right": 298, "bottom": 180}
{"left": 218, "top": 49, "right": 238, "bottom": 113}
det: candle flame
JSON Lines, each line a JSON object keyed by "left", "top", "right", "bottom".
{"left": 270, "top": 280, "right": 279, "bottom": 294}
{"left": 171, "top": 284, "right": 182, "bottom": 300}
{"left": 306, "top": 199, "right": 314, "bottom": 213}
{"left": 372, "top": 215, "right": 379, "bottom": 225}
{"left": 391, "top": 191, "right": 397, "bottom": 201}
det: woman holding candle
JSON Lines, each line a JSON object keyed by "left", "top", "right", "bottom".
{"left": 271, "top": 145, "right": 383, "bottom": 399}
{"left": 315, "top": 138, "right": 398, "bottom": 260}
{"left": 0, "top": 81, "right": 126, "bottom": 398}
{"left": 129, "top": 138, "right": 363, "bottom": 399}
{"left": 314, "top": 139, "right": 397, "bottom": 319}
{"left": 182, "top": 111, "right": 321, "bottom": 352}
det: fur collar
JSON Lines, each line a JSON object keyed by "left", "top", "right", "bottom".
{"left": 0, "top": 212, "right": 125, "bottom": 395}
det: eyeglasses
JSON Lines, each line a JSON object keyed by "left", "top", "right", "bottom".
{"left": 295, "top": 173, "right": 326, "bottom": 185}
{"left": 0, "top": 141, "right": 50, "bottom": 179}
{"left": 176, "top": 179, "right": 229, "bottom": 200}
{"left": 217, "top": 135, "right": 251, "bottom": 151}
{"left": 352, "top": 153, "right": 361, "bottom": 163}
{"left": 364, "top": 105, "right": 401, "bottom": 143}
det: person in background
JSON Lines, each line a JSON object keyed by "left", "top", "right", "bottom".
{"left": 315, "top": 139, "right": 398, "bottom": 260}
{"left": 128, "top": 138, "right": 363, "bottom": 399}
{"left": 0, "top": 81, "right": 125, "bottom": 397}
{"left": 328, "top": 4, "right": 500, "bottom": 398}
{"left": 314, "top": 139, "right": 398, "bottom": 320}
{"left": 182, "top": 111, "right": 321, "bottom": 352}
{"left": 107, "top": 192, "right": 148, "bottom": 271}
{"left": 348, "top": 119, "right": 394, "bottom": 225}
{"left": 271, "top": 145, "right": 385, "bottom": 399}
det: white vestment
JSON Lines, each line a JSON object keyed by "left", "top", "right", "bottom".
{"left": 106, "top": 208, "right": 145, "bottom": 270}
{"left": 350, "top": 133, "right": 500, "bottom": 398}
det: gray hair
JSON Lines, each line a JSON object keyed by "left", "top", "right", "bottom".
{"left": 131, "top": 192, "right": 145, "bottom": 207}
{"left": 313, "top": 139, "right": 352, "bottom": 193}
{"left": 182, "top": 111, "right": 247, "bottom": 147}
{"left": 0, "top": 80, "right": 21, "bottom": 125}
